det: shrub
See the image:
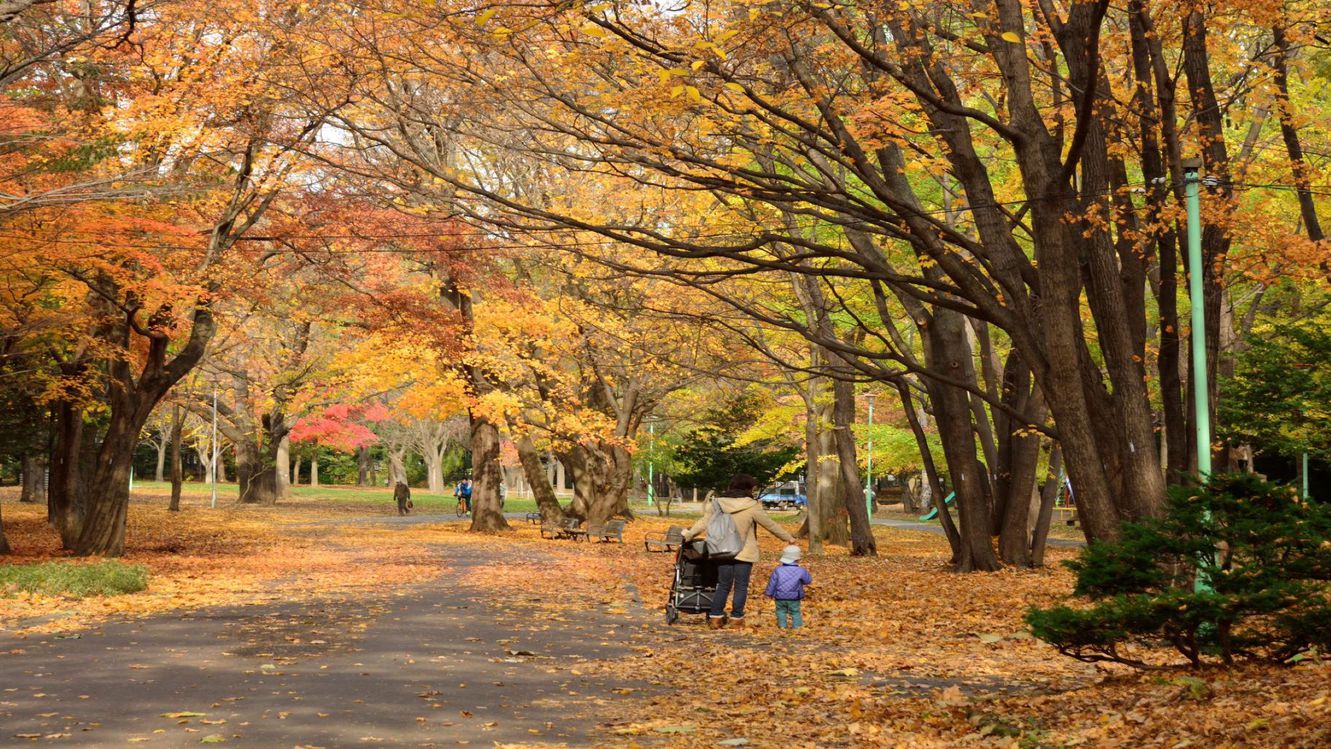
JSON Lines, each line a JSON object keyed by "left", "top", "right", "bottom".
{"left": 1027, "top": 474, "right": 1331, "bottom": 667}
{"left": 0, "top": 559, "right": 149, "bottom": 598}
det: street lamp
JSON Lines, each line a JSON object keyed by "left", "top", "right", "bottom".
{"left": 1183, "top": 158, "right": 1212, "bottom": 480}
{"left": 865, "top": 393, "right": 875, "bottom": 518}
{"left": 647, "top": 418, "right": 655, "bottom": 507}
{"left": 210, "top": 385, "right": 219, "bottom": 509}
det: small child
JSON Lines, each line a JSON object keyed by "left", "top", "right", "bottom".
{"left": 764, "top": 545, "right": 812, "bottom": 629}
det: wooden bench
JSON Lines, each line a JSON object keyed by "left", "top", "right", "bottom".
{"left": 589, "top": 519, "right": 626, "bottom": 543}
{"left": 1053, "top": 506, "right": 1079, "bottom": 527}
{"left": 524, "top": 512, "right": 541, "bottom": 525}
{"left": 540, "top": 517, "right": 587, "bottom": 541}
{"left": 644, "top": 525, "right": 685, "bottom": 552}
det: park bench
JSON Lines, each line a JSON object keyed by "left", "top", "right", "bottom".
{"left": 589, "top": 519, "right": 626, "bottom": 543}
{"left": 540, "top": 517, "right": 587, "bottom": 541}
{"left": 643, "top": 525, "right": 685, "bottom": 553}
{"left": 524, "top": 512, "right": 541, "bottom": 524}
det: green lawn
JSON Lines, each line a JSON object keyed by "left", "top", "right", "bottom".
{"left": 0, "top": 560, "right": 149, "bottom": 598}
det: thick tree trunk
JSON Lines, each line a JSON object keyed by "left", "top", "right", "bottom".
{"left": 20, "top": 455, "right": 47, "bottom": 504}
{"left": 424, "top": 448, "right": 445, "bottom": 493}
{"left": 168, "top": 405, "right": 183, "bottom": 512}
{"left": 73, "top": 420, "right": 137, "bottom": 556}
{"left": 235, "top": 440, "right": 279, "bottom": 504}
{"left": 310, "top": 452, "right": 319, "bottom": 487}
{"left": 582, "top": 441, "right": 634, "bottom": 527}
{"left": 996, "top": 362, "right": 1046, "bottom": 567}
{"left": 559, "top": 448, "right": 591, "bottom": 520}
{"left": 467, "top": 414, "right": 509, "bottom": 531}
{"left": 291, "top": 453, "right": 301, "bottom": 487}
{"left": 518, "top": 436, "right": 563, "bottom": 523}
{"left": 926, "top": 308, "right": 1000, "bottom": 571}
{"left": 48, "top": 398, "right": 87, "bottom": 548}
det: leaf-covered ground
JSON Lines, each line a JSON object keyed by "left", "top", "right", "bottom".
{"left": 3, "top": 493, "right": 1328, "bottom": 747}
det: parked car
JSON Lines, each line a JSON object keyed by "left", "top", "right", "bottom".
{"left": 758, "top": 482, "right": 807, "bottom": 510}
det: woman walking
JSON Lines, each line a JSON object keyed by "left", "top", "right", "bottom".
{"left": 684, "top": 474, "right": 797, "bottom": 629}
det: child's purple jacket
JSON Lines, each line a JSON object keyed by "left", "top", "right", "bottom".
{"left": 765, "top": 563, "right": 812, "bottom": 601}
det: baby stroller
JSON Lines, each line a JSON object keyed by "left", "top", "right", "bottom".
{"left": 665, "top": 539, "right": 720, "bottom": 624}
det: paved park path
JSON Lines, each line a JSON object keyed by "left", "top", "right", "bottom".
{"left": 1, "top": 541, "right": 653, "bottom": 748}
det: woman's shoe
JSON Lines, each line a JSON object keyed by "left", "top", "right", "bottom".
{"left": 707, "top": 616, "right": 727, "bottom": 630}
{"left": 729, "top": 618, "right": 746, "bottom": 630}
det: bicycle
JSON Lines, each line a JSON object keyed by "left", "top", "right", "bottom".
{"left": 455, "top": 499, "right": 469, "bottom": 517}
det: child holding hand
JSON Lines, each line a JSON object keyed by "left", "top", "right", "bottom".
{"left": 764, "top": 545, "right": 812, "bottom": 629}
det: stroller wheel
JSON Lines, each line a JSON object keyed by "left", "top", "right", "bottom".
{"left": 664, "top": 604, "right": 678, "bottom": 625}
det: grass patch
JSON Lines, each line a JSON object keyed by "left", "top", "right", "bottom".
{"left": 0, "top": 560, "right": 149, "bottom": 598}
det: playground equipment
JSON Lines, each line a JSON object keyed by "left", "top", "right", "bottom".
{"left": 918, "top": 492, "right": 955, "bottom": 521}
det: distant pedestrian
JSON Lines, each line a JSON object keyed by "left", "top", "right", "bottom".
{"left": 764, "top": 545, "right": 812, "bottom": 629}
{"left": 394, "top": 481, "right": 412, "bottom": 515}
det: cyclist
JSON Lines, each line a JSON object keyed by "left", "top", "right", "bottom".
{"left": 454, "top": 478, "right": 473, "bottom": 515}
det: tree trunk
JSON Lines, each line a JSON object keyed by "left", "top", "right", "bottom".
{"left": 560, "top": 448, "right": 591, "bottom": 520}
{"left": 1030, "top": 445, "right": 1063, "bottom": 568}
{"left": 20, "top": 455, "right": 47, "bottom": 504}
{"left": 926, "top": 308, "right": 1000, "bottom": 571}
{"left": 582, "top": 441, "right": 635, "bottom": 527}
{"left": 0, "top": 503, "right": 9, "bottom": 555}
{"left": 72, "top": 420, "right": 137, "bottom": 556}
{"left": 813, "top": 415, "right": 846, "bottom": 546}
{"left": 48, "top": 398, "right": 88, "bottom": 548}
{"left": 310, "top": 452, "right": 319, "bottom": 487}
{"left": 897, "top": 379, "right": 959, "bottom": 557}
{"left": 235, "top": 439, "right": 279, "bottom": 504}
{"left": 802, "top": 376, "right": 823, "bottom": 552}
{"left": 518, "top": 436, "right": 563, "bottom": 523}
{"left": 168, "top": 405, "right": 183, "bottom": 512}
{"left": 276, "top": 435, "right": 291, "bottom": 500}
{"left": 357, "top": 445, "right": 371, "bottom": 486}
{"left": 996, "top": 363, "right": 1046, "bottom": 567}
{"left": 467, "top": 414, "right": 509, "bottom": 531}
{"left": 154, "top": 433, "right": 167, "bottom": 482}
{"left": 831, "top": 376, "right": 876, "bottom": 556}
{"left": 424, "top": 447, "right": 445, "bottom": 493}
{"left": 291, "top": 453, "right": 301, "bottom": 487}
{"left": 388, "top": 446, "right": 407, "bottom": 486}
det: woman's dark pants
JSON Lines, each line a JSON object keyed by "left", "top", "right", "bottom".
{"left": 709, "top": 561, "right": 753, "bottom": 620}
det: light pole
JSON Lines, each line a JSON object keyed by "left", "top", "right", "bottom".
{"left": 210, "top": 385, "right": 219, "bottom": 509}
{"left": 1184, "top": 158, "right": 1216, "bottom": 597}
{"left": 865, "top": 393, "right": 875, "bottom": 518}
{"left": 647, "top": 419, "right": 655, "bottom": 507}
{"left": 1183, "top": 158, "right": 1212, "bottom": 480}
